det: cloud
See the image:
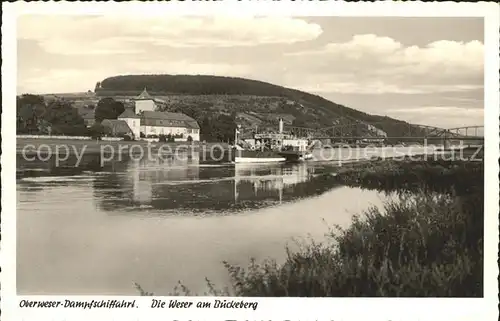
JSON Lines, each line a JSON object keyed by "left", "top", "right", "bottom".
{"left": 387, "top": 106, "right": 484, "bottom": 129}
{"left": 17, "top": 16, "right": 323, "bottom": 55}
{"left": 287, "top": 34, "right": 483, "bottom": 75}
{"left": 291, "top": 34, "right": 403, "bottom": 57}
{"left": 120, "top": 59, "right": 252, "bottom": 78}
{"left": 390, "top": 106, "right": 483, "bottom": 116}
{"left": 17, "top": 68, "right": 113, "bottom": 94}
{"left": 292, "top": 80, "right": 483, "bottom": 95}
{"left": 17, "top": 61, "right": 252, "bottom": 94}
{"left": 389, "top": 40, "right": 484, "bottom": 74}
{"left": 284, "top": 34, "right": 484, "bottom": 95}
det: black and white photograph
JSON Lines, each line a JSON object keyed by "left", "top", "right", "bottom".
{"left": 2, "top": 1, "right": 499, "bottom": 321}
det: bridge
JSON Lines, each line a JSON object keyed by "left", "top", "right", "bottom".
{"left": 244, "top": 120, "right": 484, "bottom": 148}
{"left": 284, "top": 123, "right": 482, "bottom": 138}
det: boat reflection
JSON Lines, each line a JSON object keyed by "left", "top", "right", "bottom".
{"left": 233, "top": 163, "right": 312, "bottom": 204}
{"left": 90, "top": 153, "right": 336, "bottom": 214}
{"left": 18, "top": 151, "right": 340, "bottom": 214}
{"left": 128, "top": 153, "right": 201, "bottom": 204}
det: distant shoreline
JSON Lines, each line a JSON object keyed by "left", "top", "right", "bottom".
{"left": 17, "top": 137, "right": 230, "bottom": 155}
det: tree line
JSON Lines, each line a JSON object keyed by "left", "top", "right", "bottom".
{"left": 16, "top": 94, "right": 127, "bottom": 137}
{"left": 17, "top": 94, "right": 88, "bottom": 136}
{"left": 16, "top": 94, "right": 237, "bottom": 142}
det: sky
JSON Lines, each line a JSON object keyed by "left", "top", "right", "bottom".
{"left": 17, "top": 16, "right": 484, "bottom": 128}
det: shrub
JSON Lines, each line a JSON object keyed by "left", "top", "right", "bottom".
{"left": 122, "top": 134, "right": 134, "bottom": 141}
{"left": 88, "top": 123, "right": 109, "bottom": 140}
{"left": 334, "top": 160, "right": 483, "bottom": 196}
{"left": 166, "top": 134, "right": 175, "bottom": 142}
{"left": 219, "top": 190, "right": 483, "bottom": 297}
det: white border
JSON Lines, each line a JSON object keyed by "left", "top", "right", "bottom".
{"left": 2, "top": 1, "right": 499, "bottom": 321}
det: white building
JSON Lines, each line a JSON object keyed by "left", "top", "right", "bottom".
{"left": 133, "top": 87, "right": 159, "bottom": 113}
{"left": 118, "top": 109, "right": 200, "bottom": 141}
{"left": 117, "top": 109, "right": 141, "bottom": 138}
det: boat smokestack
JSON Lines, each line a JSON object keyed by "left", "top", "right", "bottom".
{"left": 235, "top": 124, "right": 241, "bottom": 146}
{"left": 279, "top": 118, "right": 284, "bottom": 133}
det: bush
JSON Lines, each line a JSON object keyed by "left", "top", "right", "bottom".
{"left": 88, "top": 123, "right": 109, "bottom": 140}
{"left": 158, "top": 134, "right": 167, "bottom": 142}
{"left": 334, "top": 160, "right": 483, "bottom": 196}
{"left": 218, "top": 190, "right": 483, "bottom": 297}
{"left": 122, "top": 134, "right": 134, "bottom": 141}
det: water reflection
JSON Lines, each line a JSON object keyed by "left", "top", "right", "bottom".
{"left": 233, "top": 163, "right": 311, "bottom": 204}
{"left": 125, "top": 154, "right": 201, "bottom": 206}
{"left": 17, "top": 152, "right": 341, "bottom": 214}
{"left": 16, "top": 150, "right": 387, "bottom": 295}
{"left": 93, "top": 157, "right": 336, "bottom": 214}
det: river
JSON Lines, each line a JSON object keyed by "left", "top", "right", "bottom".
{"left": 16, "top": 146, "right": 437, "bottom": 295}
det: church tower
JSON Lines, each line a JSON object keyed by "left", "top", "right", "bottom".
{"left": 133, "top": 87, "right": 156, "bottom": 113}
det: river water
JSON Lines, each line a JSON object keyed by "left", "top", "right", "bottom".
{"left": 16, "top": 147, "right": 436, "bottom": 295}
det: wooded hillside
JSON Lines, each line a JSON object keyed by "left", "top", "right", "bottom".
{"left": 95, "top": 74, "right": 427, "bottom": 139}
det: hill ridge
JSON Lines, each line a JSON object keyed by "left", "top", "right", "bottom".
{"left": 95, "top": 74, "right": 428, "bottom": 140}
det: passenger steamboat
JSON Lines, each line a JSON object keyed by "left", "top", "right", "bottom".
{"left": 231, "top": 119, "right": 314, "bottom": 163}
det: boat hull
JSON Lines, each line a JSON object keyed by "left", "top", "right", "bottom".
{"left": 276, "top": 150, "right": 313, "bottom": 162}
{"left": 300, "top": 152, "right": 314, "bottom": 161}
{"left": 232, "top": 149, "right": 286, "bottom": 163}
{"left": 234, "top": 157, "right": 286, "bottom": 163}
{"left": 231, "top": 149, "right": 312, "bottom": 163}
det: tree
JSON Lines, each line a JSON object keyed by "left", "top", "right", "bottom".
{"left": 16, "top": 94, "right": 46, "bottom": 134}
{"left": 214, "top": 114, "right": 237, "bottom": 142}
{"left": 95, "top": 97, "right": 125, "bottom": 122}
{"left": 43, "top": 100, "right": 88, "bottom": 136}
{"left": 89, "top": 123, "right": 112, "bottom": 140}
{"left": 199, "top": 116, "right": 213, "bottom": 141}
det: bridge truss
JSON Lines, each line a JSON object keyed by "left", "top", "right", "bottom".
{"left": 248, "top": 121, "right": 484, "bottom": 142}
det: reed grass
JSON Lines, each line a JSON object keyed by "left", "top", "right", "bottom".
{"left": 334, "top": 159, "right": 483, "bottom": 196}
{"left": 218, "top": 190, "right": 483, "bottom": 297}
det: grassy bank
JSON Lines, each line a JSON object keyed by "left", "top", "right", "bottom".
{"left": 334, "top": 158, "right": 483, "bottom": 196}
{"left": 138, "top": 159, "right": 483, "bottom": 297}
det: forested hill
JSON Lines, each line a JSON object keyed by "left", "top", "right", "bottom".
{"left": 95, "top": 74, "right": 424, "bottom": 138}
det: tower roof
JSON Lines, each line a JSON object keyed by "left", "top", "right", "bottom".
{"left": 135, "top": 87, "right": 152, "bottom": 100}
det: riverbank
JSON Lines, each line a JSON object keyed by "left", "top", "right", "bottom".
{"left": 333, "top": 157, "right": 483, "bottom": 195}
{"left": 139, "top": 158, "right": 484, "bottom": 297}
{"left": 17, "top": 137, "right": 230, "bottom": 156}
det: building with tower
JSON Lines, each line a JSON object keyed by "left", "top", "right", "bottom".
{"left": 133, "top": 87, "right": 157, "bottom": 113}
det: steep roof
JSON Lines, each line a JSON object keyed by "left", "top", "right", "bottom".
{"left": 141, "top": 111, "right": 200, "bottom": 129}
{"left": 101, "top": 119, "right": 134, "bottom": 136}
{"left": 141, "top": 111, "right": 192, "bottom": 121}
{"left": 118, "top": 109, "right": 141, "bottom": 119}
{"left": 134, "top": 87, "right": 152, "bottom": 100}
